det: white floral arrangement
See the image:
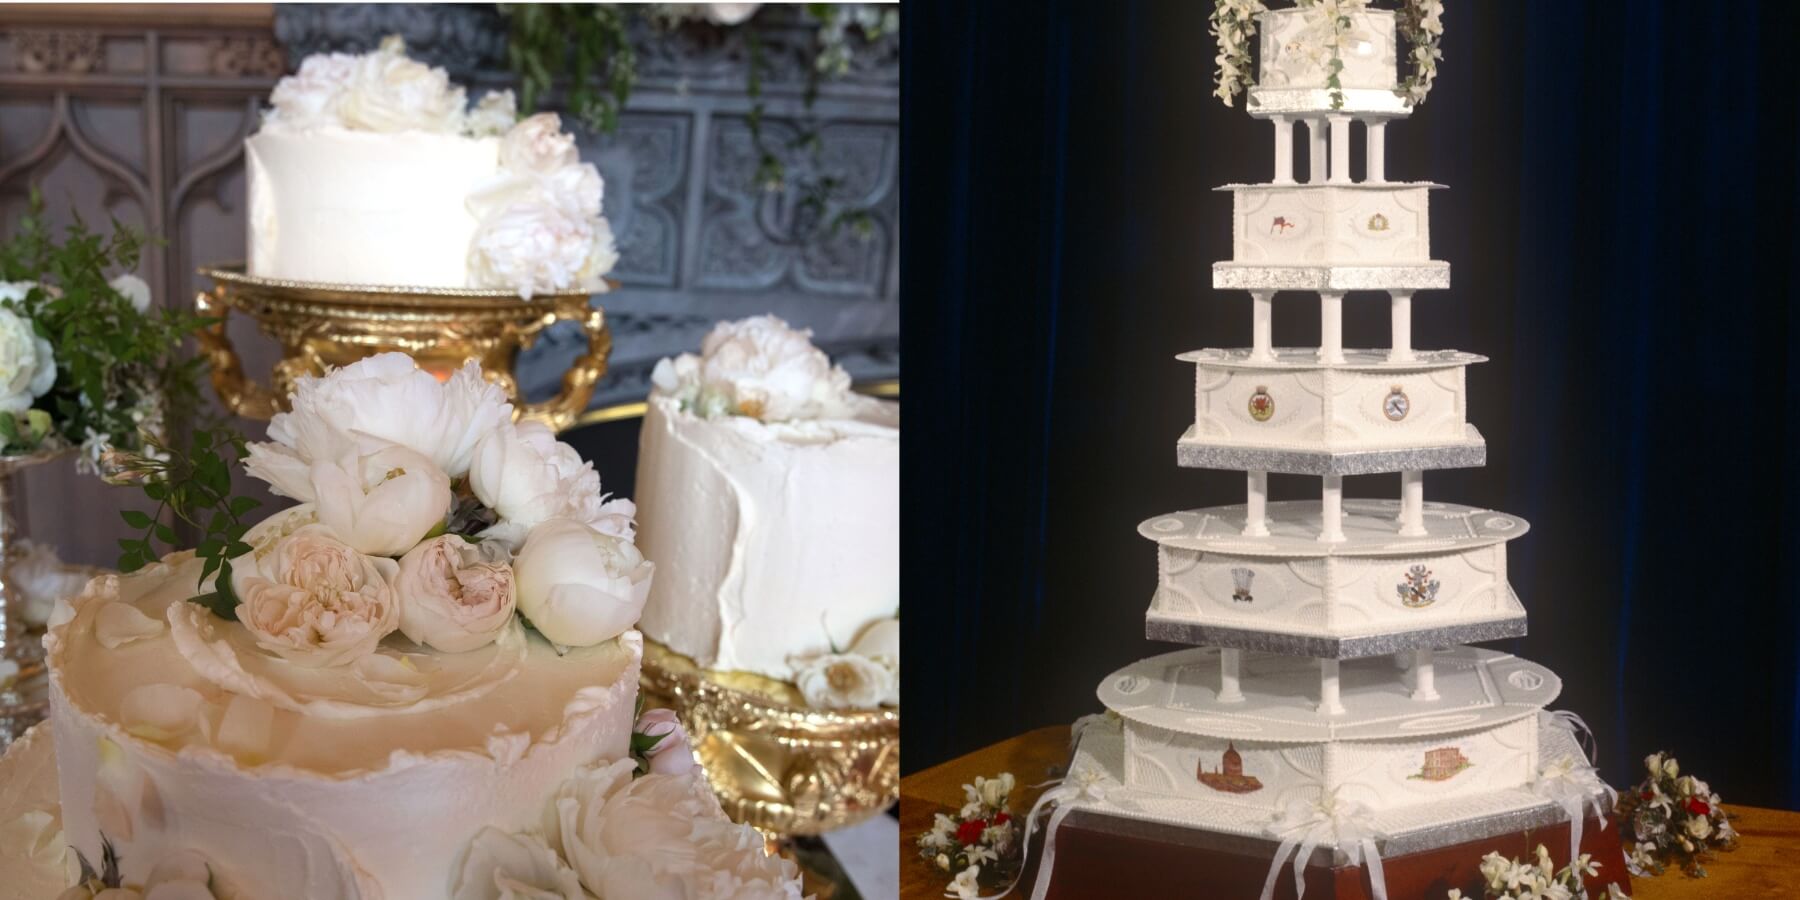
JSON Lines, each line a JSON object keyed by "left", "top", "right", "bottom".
{"left": 788, "top": 616, "right": 898, "bottom": 710}
{"left": 1210, "top": 0, "right": 1445, "bottom": 109}
{"left": 1444, "top": 844, "right": 1629, "bottom": 900}
{"left": 915, "top": 772, "right": 1021, "bottom": 899}
{"left": 261, "top": 35, "right": 617, "bottom": 298}
{"left": 1616, "top": 752, "right": 1738, "bottom": 878}
{"left": 651, "top": 315, "right": 859, "bottom": 423}
{"left": 116, "top": 352, "right": 650, "bottom": 667}
{"left": 58, "top": 843, "right": 221, "bottom": 900}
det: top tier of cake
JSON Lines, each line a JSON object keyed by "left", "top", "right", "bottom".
{"left": 1250, "top": 9, "right": 1412, "bottom": 116}
{"left": 246, "top": 36, "right": 617, "bottom": 298}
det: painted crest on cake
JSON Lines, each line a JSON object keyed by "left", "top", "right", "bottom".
{"left": 1268, "top": 216, "right": 1297, "bottom": 236}
{"left": 1367, "top": 212, "right": 1390, "bottom": 232}
{"left": 1248, "top": 386, "right": 1274, "bottom": 422}
{"left": 1197, "top": 743, "right": 1263, "bottom": 793}
{"left": 1397, "top": 564, "right": 1440, "bottom": 608}
{"left": 1409, "top": 746, "right": 1472, "bottom": 782}
{"left": 1382, "top": 385, "right": 1410, "bottom": 421}
{"left": 1230, "top": 568, "right": 1255, "bottom": 603}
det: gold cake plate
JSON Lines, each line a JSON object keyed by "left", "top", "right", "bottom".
{"left": 639, "top": 639, "right": 900, "bottom": 837}
{"left": 194, "top": 265, "right": 614, "bottom": 432}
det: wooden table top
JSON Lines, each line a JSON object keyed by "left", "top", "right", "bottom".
{"left": 900, "top": 725, "right": 1800, "bottom": 899}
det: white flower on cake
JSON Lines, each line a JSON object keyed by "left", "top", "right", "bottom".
{"left": 264, "top": 50, "right": 358, "bottom": 131}
{"left": 0, "top": 289, "right": 57, "bottom": 414}
{"left": 501, "top": 112, "right": 582, "bottom": 175}
{"left": 467, "top": 198, "right": 613, "bottom": 300}
{"left": 544, "top": 758, "right": 803, "bottom": 900}
{"left": 337, "top": 36, "right": 467, "bottom": 135}
{"left": 58, "top": 848, "right": 219, "bottom": 900}
{"left": 249, "top": 354, "right": 512, "bottom": 489}
{"left": 310, "top": 443, "right": 453, "bottom": 557}
{"left": 395, "top": 534, "right": 517, "bottom": 653}
{"left": 466, "top": 89, "right": 520, "bottom": 138}
{"left": 453, "top": 827, "right": 586, "bottom": 900}
{"left": 633, "top": 707, "right": 699, "bottom": 776}
{"left": 231, "top": 524, "right": 401, "bottom": 667}
{"left": 470, "top": 421, "right": 636, "bottom": 551}
{"left": 513, "top": 518, "right": 652, "bottom": 649}
{"left": 651, "top": 315, "right": 856, "bottom": 422}
{"left": 792, "top": 651, "right": 893, "bottom": 710}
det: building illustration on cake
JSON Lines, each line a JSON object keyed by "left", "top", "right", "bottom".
{"left": 1410, "top": 747, "right": 1473, "bottom": 782}
{"left": 1196, "top": 743, "right": 1264, "bottom": 793}
{"left": 1045, "top": 4, "right": 1627, "bottom": 897}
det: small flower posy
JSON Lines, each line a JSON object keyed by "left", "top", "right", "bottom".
{"left": 915, "top": 772, "right": 1021, "bottom": 899}
{"left": 1443, "top": 843, "right": 1628, "bottom": 899}
{"left": 1616, "top": 751, "right": 1738, "bottom": 878}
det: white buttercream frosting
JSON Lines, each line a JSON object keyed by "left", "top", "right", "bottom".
{"left": 635, "top": 390, "right": 899, "bottom": 682}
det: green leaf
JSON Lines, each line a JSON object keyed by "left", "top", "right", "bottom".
{"left": 120, "top": 509, "right": 152, "bottom": 529}
{"left": 189, "top": 591, "right": 238, "bottom": 622}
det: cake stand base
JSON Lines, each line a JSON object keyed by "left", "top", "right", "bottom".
{"left": 1025, "top": 806, "right": 1631, "bottom": 900}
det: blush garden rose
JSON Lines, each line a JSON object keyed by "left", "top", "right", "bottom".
{"left": 231, "top": 525, "right": 401, "bottom": 668}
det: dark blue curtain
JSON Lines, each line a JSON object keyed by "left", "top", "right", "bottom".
{"left": 901, "top": 0, "right": 1800, "bottom": 809}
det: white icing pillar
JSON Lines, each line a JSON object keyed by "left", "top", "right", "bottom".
{"left": 1318, "top": 291, "right": 1344, "bottom": 364}
{"left": 1244, "top": 470, "right": 1269, "bottom": 537}
{"left": 1365, "top": 119, "right": 1388, "bottom": 183}
{"left": 1305, "top": 118, "right": 1328, "bottom": 183}
{"left": 1411, "top": 648, "right": 1439, "bottom": 701}
{"left": 1318, "top": 658, "right": 1345, "bottom": 715}
{"left": 1250, "top": 291, "right": 1275, "bottom": 362}
{"left": 1388, "top": 290, "right": 1414, "bottom": 362}
{"left": 1398, "top": 470, "right": 1426, "bottom": 536}
{"left": 1328, "top": 116, "right": 1353, "bottom": 184}
{"left": 1271, "top": 116, "right": 1295, "bottom": 184}
{"left": 1319, "top": 474, "right": 1345, "bottom": 543}
{"left": 1219, "top": 648, "right": 1245, "bottom": 703}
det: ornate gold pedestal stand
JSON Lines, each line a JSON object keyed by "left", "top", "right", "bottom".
{"left": 193, "top": 266, "right": 612, "bottom": 430}
{"left": 639, "top": 640, "right": 900, "bottom": 838}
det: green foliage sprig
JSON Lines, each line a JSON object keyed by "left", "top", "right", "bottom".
{"left": 114, "top": 426, "right": 260, "bottom": 620}
{"left": 502, "top": 3, "right": 637, "bottom": 135}
{"left": 0, "top": 190, "right": 212, "bottom": 464}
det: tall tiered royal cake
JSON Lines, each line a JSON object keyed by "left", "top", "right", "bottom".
{"left": 1038, "top": 5, "right": 1627, "bottom": 898}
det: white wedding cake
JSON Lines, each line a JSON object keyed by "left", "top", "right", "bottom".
{"left": 6, "top": 355, "right": 802, "bottom": 900}
{"left": 1038, "top": 5, "right": 1620, "bottom": 897}
{"left": 246, "top": 36, "right": 617, "bottom": 297}
{"left": 635, "top": 316, "right": 900, "bottom": 707}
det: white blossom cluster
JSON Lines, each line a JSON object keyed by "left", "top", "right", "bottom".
{"left": 916, "top": 773, "right": 1019, "bottom": 899}
{"left": 1444, "top": 844, "right": 1628, "bottom": 900}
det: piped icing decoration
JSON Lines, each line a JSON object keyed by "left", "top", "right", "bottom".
{"left": 651, "top": 314, "right": 860, "bottom": 423}
{"left": 258, "top": 35, "right": 617, "bottom": 297}
{"left": 93, "top": 601, "right": 165, "bottom": 649}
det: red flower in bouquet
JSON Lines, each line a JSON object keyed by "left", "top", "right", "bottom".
{"left": 956, "top": 819, "right": 986, "bottom": 846}
{"left": 992, "top": 812, "right": 1011, "bottom": 826}
{"left": 1686, "top": 797, "right": 1711, "bottom": 817}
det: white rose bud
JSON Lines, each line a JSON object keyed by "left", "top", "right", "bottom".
{"left": 231, "top": 525, "right": 400, "bottom": 667}
{"left": 633, "top": 707, "right": 699, "bottom": 775}
{"left": 793, "top": 652, "right": 893, "bottom": 710}
{"left": 395, "top": 535, "right": 516, "bottom": 653}
{"left": 513, "top": 518, "right": 652, "bottom": 648}
{"left": 311, "top": 444, "right": 452, "bottom": 558}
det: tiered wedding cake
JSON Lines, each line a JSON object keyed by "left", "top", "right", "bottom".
{"left": 1041, "top": 5, "right": 1624, "bottom": 898}
{"left": 0, "top": 355, "right": 804, "bottom": 900}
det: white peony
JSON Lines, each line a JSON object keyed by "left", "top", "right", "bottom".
{"left": 108, "top": 273, "right": 152, "bottom": 313}
{"left": 651, "top": 315, "right": 855, "bottom": 422}
{"left": 264, "top": 50, "right": 358, "bottom": 131}
{"left": 467, "top": 89, "right": 519, "bottom": 138}
{"left": 469, "top": 421, "right": 636, "bottom": 550}
{"left": 545, "top": 760, "right": 802, "bottom": 900}
{"left": 453, "top": 827, "right": 587, "bottom": 900}
{"left": 337, "top": 35, "right": 466, "bottom": 134}
{"left": 57, "top": 848, "right": 219, "bottom": 900}
{"left": 634, "top": 707, "right": 699, "bottom": 776}
{"left": 793, "top": 652, "right": 893, "bottom": 710}
{"left": 310, "top": 443, "right": 453, "bottom": 557}
{"left": 512, "top": 518, "right": 651, "bottom": 648}
{"left": 704, "top": 3, "right": 762, "bottom": 25}
{"left": 254, "top": 353, "right": 512, "bottom": 485}
{"left": 0, "top": 287, "right": 56, "bottom": 415}
{"left": 231, "top": 524, "right": 401, "bottom": 667}
{"left": 500, "top": 113, "right": 581, "bottom": 175}
{"left": 467, "top": 200, "right": 610, "bottom": 299}
{"left": 396, "top": 534, "right": 516, "bottom": 653}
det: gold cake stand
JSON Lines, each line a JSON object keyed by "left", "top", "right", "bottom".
{"left": 639, "top": 639, "right": 900, "bottom": 837}
{"left": 194, "top": 265, "right": 613, "bottom": 432}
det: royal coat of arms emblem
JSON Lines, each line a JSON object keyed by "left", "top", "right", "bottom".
{"left": 1248, "top": 386, "right": 1274, "bottom": 422}
{"left": 1397, "top": 564, "right": 1440, "bottom": 608}
{"left": 1230, "top": 568, "right": 1255, "bottom": 603}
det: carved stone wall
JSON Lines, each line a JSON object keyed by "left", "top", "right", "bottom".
{"left": 0, "top": 5, "right": 899, "bottom": 567}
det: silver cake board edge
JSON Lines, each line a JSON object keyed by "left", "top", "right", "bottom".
{"left": 1176, "top": 437, "right": 1487, "bottom": 476}
{"left": 1212, "top": 263, "right": 1451, "bottom": 292}
{"left": 1247, "top": 87, "right": 1415, "bottom": 117}
{"left": 1143, "top": 614, "right": 1529, "bottom": 658}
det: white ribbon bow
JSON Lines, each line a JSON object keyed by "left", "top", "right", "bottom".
{"left": 949, "top": 768, "right": 1110, "bottom": 900}
{"left": 1533, "top": 710, "right": 1619, "bottom": 863}
{"left": 1258, "top": 790, "right": 1388, "bottom": 900}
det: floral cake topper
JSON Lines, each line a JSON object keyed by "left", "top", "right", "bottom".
{"left": 1211, "top": 0, "right": 1444, "bottom": 109}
